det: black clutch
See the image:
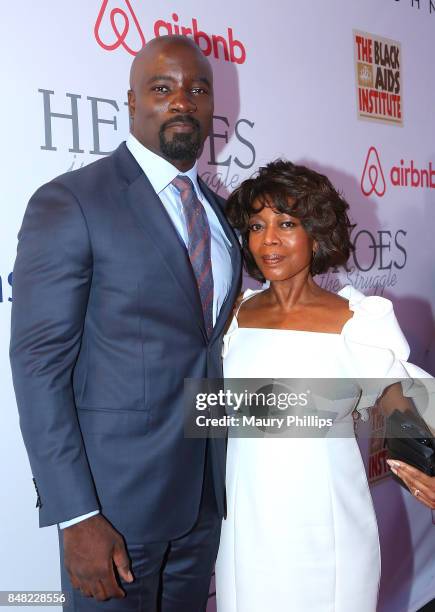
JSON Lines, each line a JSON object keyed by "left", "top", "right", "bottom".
{"left": 385, "top": 409, "right": 435, "bottom": 488}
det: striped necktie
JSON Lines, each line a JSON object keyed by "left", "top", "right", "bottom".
{"left": 172, "top": 175, "right": 214, "bottom": 337}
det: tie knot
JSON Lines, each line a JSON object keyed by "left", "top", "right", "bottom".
{"left": 172, "top": 175, "right": 194, "bottom": 197}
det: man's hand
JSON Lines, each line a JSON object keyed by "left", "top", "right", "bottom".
{"left": 63, "top": 514, "right": 134, "bottom": 601}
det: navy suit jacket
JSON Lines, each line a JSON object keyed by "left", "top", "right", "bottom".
{"left": 10, "top": 142, "right": 242, "bottom": 542}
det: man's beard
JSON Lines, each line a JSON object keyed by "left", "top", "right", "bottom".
{"left": 159, "top": 116, "right": 202, "bottom": 161}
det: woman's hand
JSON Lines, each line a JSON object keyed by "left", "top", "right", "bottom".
{"left": 387, "top": 460, "right": 435, "bottom": 509}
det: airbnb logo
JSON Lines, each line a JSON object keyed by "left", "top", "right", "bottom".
{"left": 94, "top": 2, "right": 247, "bottom": 63}
{"left": 95, "top": 0, "right": 146, "bottom": 56}
{"left": 361, "top": 146, "right": 387, "bottom": 197}
{"left": 361, "top": 146, "right": 435, "bottom": 196}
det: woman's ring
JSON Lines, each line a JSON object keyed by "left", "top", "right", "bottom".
{"left": 414, "top": 488, "right": 421, "bottom": 498}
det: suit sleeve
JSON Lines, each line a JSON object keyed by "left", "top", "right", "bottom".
{"left": 9, "top": 180, "right": 100, "bottom": 527}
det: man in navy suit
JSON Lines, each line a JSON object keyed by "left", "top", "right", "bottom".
{"left": 10, "top": 35, "right": 241, "bottom": 611}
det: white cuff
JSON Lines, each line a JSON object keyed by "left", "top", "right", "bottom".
{"left": 58, "top": 510, "right": 100, "bottom": 529}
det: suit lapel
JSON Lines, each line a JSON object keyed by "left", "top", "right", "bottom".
{"left": 114, "top": 144, "right": 207, "bottom": 340}
{"left": 198, "top": 178, "right": 242, "bottom": 341}
{"left": 113, "top": 143, "right": 242, "bottom": 344}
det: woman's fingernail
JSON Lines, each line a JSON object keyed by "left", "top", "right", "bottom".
{"left": 386, "top": 459, "right": 400, "bottom": 468}
{"left": 389, "top": 466, "right": 398, "bottom": 475}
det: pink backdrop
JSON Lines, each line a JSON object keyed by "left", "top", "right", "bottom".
{"left": 1, "top": 2, "right": 434, "bottom": 610}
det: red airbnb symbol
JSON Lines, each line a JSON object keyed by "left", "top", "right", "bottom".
{"left": 94, "top": 0, "right": 145, "bottom": 56}
{"left": 361, "top": 146, "right": 386, "bottom": 197}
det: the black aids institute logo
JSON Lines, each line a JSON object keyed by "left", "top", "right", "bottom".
{"left": 354, "top": 30, "right": 402, "bottom": 125}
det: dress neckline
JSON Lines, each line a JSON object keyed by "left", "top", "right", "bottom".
{"left": 236, "top": 326, "right": 346, "bottom": 336}
{"left": 234, "top": 287, "right": 355, "bottom": 337}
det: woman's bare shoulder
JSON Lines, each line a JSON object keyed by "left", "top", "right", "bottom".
{"left": 312, "top": 289, "right": 353, "bottom": 331}
{"left": 316, "top": 288, "right": 350, "bottom": 311}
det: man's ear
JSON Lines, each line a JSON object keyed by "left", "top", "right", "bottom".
{"left": 127, "top": 90, "right": 135, "bottom": 118}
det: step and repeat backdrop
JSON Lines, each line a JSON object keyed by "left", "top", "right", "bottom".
{"left": 1, "top": 1, "right": 434, "bottom": 610}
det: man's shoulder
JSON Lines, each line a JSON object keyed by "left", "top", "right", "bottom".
{"left": 29, "top": 154, "right": 112, "bottom": 205}
{"left": 52, "top": 148, "right": 118, "bottom": 191}
{"left": 26, "top": 144, "right": 139, "bottom": 217}
{"left": 38, "top": 142, "right": 139, "bottom": 197}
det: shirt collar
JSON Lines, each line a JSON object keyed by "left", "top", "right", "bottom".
{"left": 126, "top": 133, "right": 202, "bottom": 199}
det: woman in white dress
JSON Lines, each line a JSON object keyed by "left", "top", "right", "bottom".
{"left": 214, "top": 160, "right": 435, "bottom": 612}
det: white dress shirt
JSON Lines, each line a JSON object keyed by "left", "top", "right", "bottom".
{"left": 126, "top": 133, "right": 233, "bottom": 325}
{"left": 59, "top": 135, "right": 233, "bottom": 529}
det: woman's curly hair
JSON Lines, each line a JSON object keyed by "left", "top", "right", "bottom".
{"left": 226, "top": 159, "right": 355, "bottom": 282}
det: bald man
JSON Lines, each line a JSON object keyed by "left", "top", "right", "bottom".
{"left": 10, "top": 36, "right": 241, "bottom": 611}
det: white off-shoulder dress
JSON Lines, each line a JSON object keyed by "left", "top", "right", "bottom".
{"left": 215, "top": 285, "right": 431, "bottom": 612}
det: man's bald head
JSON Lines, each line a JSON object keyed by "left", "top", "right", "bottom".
{"left": 127, "top": 35, "right": 214, "bottom": 171}
{"left": 130, "top": 36, "right": 213, "bottom": 91}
